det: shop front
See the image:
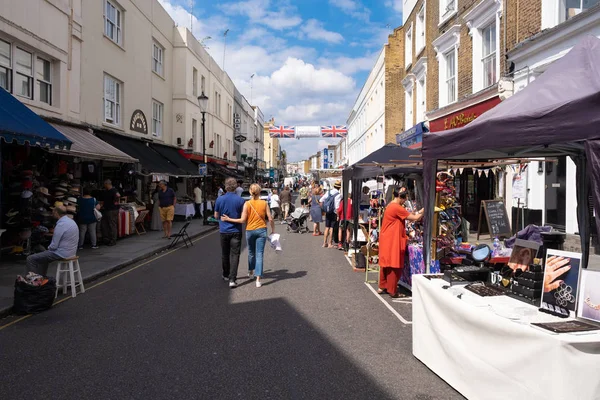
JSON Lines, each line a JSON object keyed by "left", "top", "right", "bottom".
{"left": 428, "top": 95, "right": 502, "bottom": 231}
{"left": 395, "top": 122, "right": 428, "bottom": 149}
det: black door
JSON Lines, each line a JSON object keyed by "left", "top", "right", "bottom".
{"left": 545, "top": 156, "right": 566, "bottom": 231}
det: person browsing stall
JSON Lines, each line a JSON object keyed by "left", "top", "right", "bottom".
{"left": 378, "top": 187, "right": 423, "bottom": 298}
{"left": 26, "top": 206, "right": 79, "bottom": 276}
{"left": 319, "top": 180, "right": 342, "bottom": 248}
{"left": 157, "top": 180, "right": 176, "bottom": 239}
{"left": 100, "top": 179, "right": 120, "bottom": 246}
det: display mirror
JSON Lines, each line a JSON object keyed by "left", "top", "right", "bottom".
{"left": 472, "top": 244, "right": 491, "bottom": 262}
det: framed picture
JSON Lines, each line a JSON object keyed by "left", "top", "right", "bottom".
{"left": 541, "top": 249, "right": 582, "bottom": 314}
{"left": 508, "top": 239, "right": 540, "bottom": 272}
{"left": 577, "top": 269, "right": 600, "bottom": 324}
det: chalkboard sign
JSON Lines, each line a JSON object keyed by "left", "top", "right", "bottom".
{"left": 477, "top": 200, "right": 511, "bottom": 239}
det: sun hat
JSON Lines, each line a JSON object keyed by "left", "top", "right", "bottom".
{"left": 333, "top": 180, "right": 342, "bottom": 189}
{"left": 38, "top": 187, "right": 50, "bottom": 196}
{"left": 67, "top": 196, "right": 78, "bottom": 204}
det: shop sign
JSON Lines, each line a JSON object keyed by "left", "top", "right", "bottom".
{"left": 130, "top": 109, "right": 148, "bottom": 134}
{"left": 235, "top": 134, "right": 247, "bottom": 143}
{"left": 198, "top": 163, "right": 207, "bottom": 177}
{"left": 234, "top": 113, "right": 241, "bottom": 133}
{"left": 429, "top": 97, "right": 501, "bottom": 132}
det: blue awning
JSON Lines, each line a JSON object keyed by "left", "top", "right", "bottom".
{"left": 0, "top": 87, "right": 71, "bottom": 149}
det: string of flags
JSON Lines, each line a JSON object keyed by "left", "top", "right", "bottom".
{"left": 446, "top": 166, "right": 505, "bottom": 177}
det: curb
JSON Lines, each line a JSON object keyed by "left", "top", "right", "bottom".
{"left": 0, "top": 225, "right": 219, "bottom": 319}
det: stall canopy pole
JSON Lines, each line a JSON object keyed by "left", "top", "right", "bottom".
{"left": 423, "top": 158, "right": 438, "bottom": 273}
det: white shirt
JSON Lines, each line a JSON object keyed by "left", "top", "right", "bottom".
{"left": 49, "top": 216, "right": 79, "bottom": 259}
{"left": 194, "top": 187, "right": 202, "bottom": 204}
{"left": 320, "top": 188, "right": 341, "bottom": 210}
{"left": 235, "top": 186, "right": 243, "bottom": 196}
{"left": 218, "top": 188, "right": 224, "bottom": 197}
{"left": 270, "top": 194, "right": 280, "bottom": 209}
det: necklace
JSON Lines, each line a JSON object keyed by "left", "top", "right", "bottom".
{"left": 584, "top": 296, "right": 600, "bottom": 310}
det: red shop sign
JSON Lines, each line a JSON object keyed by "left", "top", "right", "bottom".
{"left": 429, "top": 96, "right": 501, "bottom": 132}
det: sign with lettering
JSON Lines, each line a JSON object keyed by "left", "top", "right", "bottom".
{"left": 234, "top": 134, "right": 247, "bottom": 143}
{"left": 130, "top": 110, "right": 148, "bottom": 134}
{"left": 233, "top": 113, "right": 241, "bottom": 133}
{"left": 429, "top": 97, "right": 502, "bottom": 132}
{"left": 477, "top": 200, "right": 511, "bottom": 239}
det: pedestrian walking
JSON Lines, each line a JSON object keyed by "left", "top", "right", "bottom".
{"left": 77, "top": 187, "right": 100, "bottom": 249}
{"left": 193, "top": 182, "right": 203, "bottom": 219}
{"left": 270, "top": 189, "right": 281, "bottom": 221}
{"left": 279, "top": 185, "right": 292, "bottom": 220}
{"left": 217, "top": 185, "right": 225, "bottom": 197}
{"left": 221, "top": 183, "right": 275, "bottom": 288}
{"left": 235, "top": 180, "right": 244, "bottom": 196}
{"left": 308, "top": 187, "right": 323, "bottom": 236}
{"left": 100, "top": 179, "right": 120, "bottom": 246}
{"left": 319, "top": 180, "right": 342, "bottom": 248}
{"left": 214, "top": 177, "right": 246, "bottom": 287}
{"left": 26, "top": 206, "right": 78, "bottom": 276}
{"left": 337, "top": 196, "right": 353, "bottom": 251}
{"left": 378, "top": 187, "right": 423, "bottom": 298}
{"left": 299, "top": 184, "right": 309, "bottom": 208}
{"left": 157, "top": 180, "right": 176, "bottom": 239}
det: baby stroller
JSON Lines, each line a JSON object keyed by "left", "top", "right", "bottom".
{"left": 286, "top": 207, "right": 310, "bottom": 234}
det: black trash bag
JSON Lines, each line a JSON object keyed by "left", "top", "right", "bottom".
{"left": 13, "top": 277, "right": 56, "bottom": 315}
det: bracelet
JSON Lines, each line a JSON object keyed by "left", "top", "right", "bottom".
{"left": 585, "top": 296, "right": 600, "bottom": 310}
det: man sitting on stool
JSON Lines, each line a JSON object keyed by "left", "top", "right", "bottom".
{"left": 26, "top": 205, "right": 79, "bottom": 276}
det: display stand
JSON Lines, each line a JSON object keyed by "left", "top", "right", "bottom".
{"left": 431, "top": 174, "right": 461, "bottom": 271}
{"left": 365, "top": 177, "right": 385, "bottom": 284}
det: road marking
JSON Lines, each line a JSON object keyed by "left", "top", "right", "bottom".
{"left": 0, "top": 229, "right": 218, "bottom": 332}
{"left": 364, "top": 282, "right": 412, "bottom": 325}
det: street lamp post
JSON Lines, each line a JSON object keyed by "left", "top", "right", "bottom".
{"left": 198, "top": 92, "right": 209, "bottom": 225}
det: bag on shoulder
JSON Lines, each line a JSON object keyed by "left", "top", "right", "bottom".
{"left": 93, "top": 198, "right": 102, "bottom": 221}
{"left": 324, "top": 192, "right": 336, "bottom": 214}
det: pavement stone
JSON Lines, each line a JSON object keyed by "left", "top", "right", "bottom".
{"left": 0, "top": 219, "right": 217, "bottom": 317}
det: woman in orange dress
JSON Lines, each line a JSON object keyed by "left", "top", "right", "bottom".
{"left": 378, "top": 187, "right": 424, "bottom": 298}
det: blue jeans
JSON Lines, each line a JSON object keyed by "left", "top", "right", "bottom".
{"left": 246, "top": 228, "right": 267, "bottom": 277}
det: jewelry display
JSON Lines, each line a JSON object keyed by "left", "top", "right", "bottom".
{"left": 554, "top": 282, "right": 576, "bottom": 308}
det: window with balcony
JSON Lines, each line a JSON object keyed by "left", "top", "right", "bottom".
{"left": 36, "top": 58, "right": 52, "bottom": 105}
{"left": 482, "top": 22, "right": 497, "bottom": 88}
{"left": 104, "top": 0, "right": 123, "bottom": 46}
{"left": 416, "top": 6, "right": 426, "bottom": 54}
{"left": 103, "top": 74, "right": 121, "bottom": 125}
{"left": 152, "top": 100, "right": 163, "bottom": 138}
{"left": 152, "top": 42, "right": 163, "bottom": 76}
{"left": 15, "top": 48, "right": 33, "bottom": 99}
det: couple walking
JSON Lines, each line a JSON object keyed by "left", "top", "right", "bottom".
{"left": 215, "top": 178, "right": 275, "bottom": 288}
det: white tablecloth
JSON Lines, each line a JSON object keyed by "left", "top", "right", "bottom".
{"left": 412, "top": 275, "right": 600, "bottom": 400}
{"left": 174, "top": 203, "right": 195, "bottom": 218}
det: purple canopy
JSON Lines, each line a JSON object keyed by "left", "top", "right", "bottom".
{"left": 421, "top": 35, "right": 600, "bottom": 268}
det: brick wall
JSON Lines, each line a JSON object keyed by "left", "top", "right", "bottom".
{"left": 504, "top": 0, "right": 542, "bottom": 74}
{"left": 384, "top": 26, "right": 405, "bottom": 143}
{"left": 426, "top": 0, "right": 440, "bottom": 112}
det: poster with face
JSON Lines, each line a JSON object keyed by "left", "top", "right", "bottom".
{"left": 577, "top": 270, "right": 600, "bottom": 324}
{"left": 508, "top": 239, "right": 540, "bottom": 272}
{"left": 541, "top": 250, "right": 582, "bottom": 313}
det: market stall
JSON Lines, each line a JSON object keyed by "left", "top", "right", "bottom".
{"left": 415, "top": 36, "right": 600, "bottom": 398}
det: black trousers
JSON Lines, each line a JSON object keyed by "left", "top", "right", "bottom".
{"left": 220, "top": 233, "right": 242, "bottom": 282}
{"left": 194, "top": 203, "right": 202, "bottom": 218}
{"left": 101, "top": 209, "right": 119, "bottom": 245}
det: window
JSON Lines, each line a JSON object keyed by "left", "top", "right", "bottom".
{"left": 416, "top": 6, "right": 425, "bottom": 54}
{"left": 440, "top": 0, "right": 457, "bottom": 21}
{"left": 445, "top": 50, "right": 456, "bottom": 104}
{"left": 216, "top": 134, "right": 221, "bottom": 157}
{"left": 482, "top": 22, "right": 496, "bottom": 88}
{"left": 416, "top": 78, "right": 426, "bottom": 122}
{"left": 405, "top": 87, "right": 413, "bottom": 129}
{"left": 564, "top": 0, "right": 600, "bottom": 21}
{"left": 0, "top": 39, "right": 12, "bottom": 91}
{"left": 192, "top": 118, "right": 197, "bottom": 146}
{"left": 405, "top": 25, "right": 413, "bottom": 68}
{"left": 201, "top": 75, "right": 206, "bottom": 93}
{"left": 104, "top": 0, "right": 123, "bottom": 45}
{"left": 152, "top": 100, "right": 163, "bottom": 138}
{"left": 103, "top": 74, "right": 121, "bottom": 125}
{"left": 218, "top": 93, "right": 222, "bottom": 117}
{"left": 152, "top": 42, "right": 163, "bottom": 76}
{"left": 36, "top": 58, "right": 52, "bottom": 105}
{"left": 15, "top": 48, "right": 33, "bottom": 99}
{"left": 193, "top": 68, "right": 198, "bottom": 96}
{"left": 214, "top": 91, "right": 218, "bottom": 113}
{"left": 226, "top": 139, "right": 231, "bottom": 158}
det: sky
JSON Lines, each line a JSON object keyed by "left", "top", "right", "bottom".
{"left": 158, "top": 0, "right": 403, "bottom": 162}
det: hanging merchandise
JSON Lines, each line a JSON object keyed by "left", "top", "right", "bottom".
{"left": 432, "top": 171, "right": 463, "bottom": 260}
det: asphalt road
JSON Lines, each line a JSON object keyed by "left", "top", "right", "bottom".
{"left": 0, "top": 216, "right": 463, "bottom": 400}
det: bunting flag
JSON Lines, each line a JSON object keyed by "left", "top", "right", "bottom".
{"left": 459, "top": 167, "right": 464, "bottom": 174}
{"left": 484, "top": 169, "right": 489, "bottom": 177}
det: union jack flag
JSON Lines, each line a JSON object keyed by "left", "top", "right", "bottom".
{"left": 269, "top": 125, "right": 296, "bottom": 138}
{"left": 321, "top": 125, "right": 348, "bottom": 138}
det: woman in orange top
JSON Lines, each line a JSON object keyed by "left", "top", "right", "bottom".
{"left": 378, "top": 187, "right": 423, "bottom": 298}
{"left": 222, "top": 183, "right": 275, "bottom": 288}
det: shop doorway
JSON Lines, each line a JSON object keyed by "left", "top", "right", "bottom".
{"left": 545, "top": 157, "right": 566, "bottom": 231}
{"left": 455, "top": 170, "right": 496, "bottom": 232}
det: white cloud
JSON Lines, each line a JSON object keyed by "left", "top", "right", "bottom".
{"left": 298, "top": 19, "right": 344, "bottom": 44}
{"left": 317, "top": 51, "right": 379, "bottom": 75}
{"left": 384, "top": 0, "right": 403, "bottom": 13}
{"left": 270, "top": 58, "right": 355, "bottom": 95}
{"left": 329, "top": 0, "right": 371, "bottom": 22}
{"left": 220, "top": 0, "right": 302, "bottom": 30}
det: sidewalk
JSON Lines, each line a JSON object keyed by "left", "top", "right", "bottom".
{"left": 0, "top": 219, "right": 217, "bottom": 317}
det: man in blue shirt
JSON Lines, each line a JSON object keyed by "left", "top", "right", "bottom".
{"left": 26, "top": 205, "right": 79, "bottom": 275}
{"left": 214, "top": 177, "right": 246, "bottom": 287}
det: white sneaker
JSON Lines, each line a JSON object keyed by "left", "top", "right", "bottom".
{"left": 222, "top": 276, "right": 229, "bottom": 282}
{"left": 229, "top": 281, "right": 238, "bottom": 288}
{"left": 256, "top": 280, "right": 262, "bottom": 288}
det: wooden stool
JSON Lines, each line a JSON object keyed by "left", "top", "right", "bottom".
{"left": 55, "top": 256, "right": 85, "bottom": 298}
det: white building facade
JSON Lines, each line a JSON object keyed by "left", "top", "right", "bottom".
{"left": 506, "top": 4, "right": 600, "bottom": 234}
{"left": 347, "top": 47, "right": 386, "bottom": 165}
